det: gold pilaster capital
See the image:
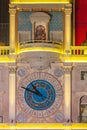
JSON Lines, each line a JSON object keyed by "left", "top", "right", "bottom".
{"left": 64, "top": 4, "right": 72, "bottom": 15}
{"left": 9, "top": 66, "right": 17, "bottom": 73}
{"left": 63, "top": 63, "right": 73, "bottom": 74}
{"left": 64, "top": 67, "right": 72, "bottom": 74}
{"left": 9, "top": 4, "right": 16, "bottom": 15}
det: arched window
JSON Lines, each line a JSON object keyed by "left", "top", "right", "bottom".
{"left": 80, "top": 95, "right": 87, "bottom": 122}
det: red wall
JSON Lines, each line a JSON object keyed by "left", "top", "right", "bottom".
{"left": 75, "top": 0, "right": 87, "bottom": 45}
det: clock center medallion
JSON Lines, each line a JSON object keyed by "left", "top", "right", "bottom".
{"left": 33, "top": 87, "right": 47, "bottom": 103}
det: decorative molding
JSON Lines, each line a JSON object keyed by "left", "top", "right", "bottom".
{"left": 16, "top": 52, "right": 60, "bottom": 64}
{"left": 17, "top": 67, "right": 26, "bottom": 77}
{"left": 64, "top": 66, "right": 72, "bottom": 74}
{"left": 9, "top": 4, "right": 16, "bottom": 15}
{"left": 19, "top": 42, "right": 62, "bottom": 50}
{"left": 64, "top": 4, "right": 72, "bottom": 9}
{"left": 54, "top": 67, "right": 64, "bottom": 77}
{"left": 11, "top": 3, "right": 66, "bottom": 11}
{"left": 55, "top": 112, "right": 65, "bottom": 122}
{"left": 16, "top": 113, "right": 24, "bottom": 123}
{"left": 16, "top": 7, "right": 64, "bottom": 12}
{"left": 64, "top": 4, "right": 72, "bottom": 15}
{"left": 73, "top": 63, "right": 87, "bottom": 71}
{"left": 9, "top": 4, "right": 16, "bottom": 9}
{"left": 29, "top": 12, "right": 51, "bottom": 23}
{"left": 9, "top": 66, "right": 17, "bottom": 73}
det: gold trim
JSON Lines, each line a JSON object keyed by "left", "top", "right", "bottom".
{"left": 0, "top": 123, "right": 87, "bottom": 129}
{"left": 10, "top": 0, "right": 71, "bottom": 4}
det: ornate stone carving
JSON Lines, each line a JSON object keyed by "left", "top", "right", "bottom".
{"left": 17, "top": 67, "right": 26, "bottom": 77}
{"left": 64, "top": 66, "right": 72, "bottom": 74}
{"left": 64, "top": 4, "right": 72, "bottom": 15}
{"left": 9, "top": 4, "right": 16, "bottom": 15}
{"left": 9, "top": 66, "right": 17, "bottom": 73}
{"left": 55, "top": 112, "right": 65, "bottom": 123}
{"left": 16, "top": 113, "right": 24, "bottom": 123}
{"left": 54, "top": 67, "right": 64, "bottom": 77}
{"left": 29, "top": 12, "right": 50, "bottom": 23}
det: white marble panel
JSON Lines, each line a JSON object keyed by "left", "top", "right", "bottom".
{"left": 18, "top": 31, "right": 31, "bottom": 42}
{"left": 50, "top": 31, "right": 63, "bottom": 42}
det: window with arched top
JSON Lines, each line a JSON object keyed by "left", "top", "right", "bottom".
{"left": 80, "top": 95, "right": 87, "bottom": 122}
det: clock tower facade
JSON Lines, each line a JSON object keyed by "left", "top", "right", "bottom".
{"left": 0, "top": 0, "right": 87, "bottom": 128}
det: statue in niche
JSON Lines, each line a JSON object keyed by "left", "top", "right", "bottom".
{"left": 35, "top": 25, "right": 46, "bottom": 40}
{"left": 81, "top": 71, "right": 87, "bottom": 80}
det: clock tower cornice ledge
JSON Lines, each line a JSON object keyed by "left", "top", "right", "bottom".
{"left": 16, "top": 51, "right": 61, "bottom": 69}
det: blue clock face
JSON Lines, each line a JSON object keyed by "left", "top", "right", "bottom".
{"left": 24, "top": 80, "right": 56, "bottom": 110}
{"left": 18, "top": 72, "right": 63, "bottom": 118}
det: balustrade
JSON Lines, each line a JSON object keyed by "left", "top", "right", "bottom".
{"left": 70, "top": 46, "right": 87, "bottom": 55}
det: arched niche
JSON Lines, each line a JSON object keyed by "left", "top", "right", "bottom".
{"left": 29, "top": 12, "right": 51, "bottom": 40}
{"left": 80, "top": 95, "right": 87, "bottom": 123}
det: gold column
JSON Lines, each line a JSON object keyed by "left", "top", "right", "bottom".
{"left": 64, "top": 65, "right": 72, "bottom": 122}
{"left": 64, "top": 4, "right": 72, "bottom": 53}
{"left": 32, "top": 22, "right": 35, "bottom": 40}
{"left": 46, "top": 23, "right": 48, "bottom": 40}
{"left": 9, "top": 4, "right": 16, "bottom": 53}
{"left": 9, "top": 66, "right": 16, "bottom": 123}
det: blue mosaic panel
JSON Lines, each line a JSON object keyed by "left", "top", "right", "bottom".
{"left": 18, "top": 11, "right": 63, "bottom": 31}
{"left": 49, "top": 11, "right": 63, "bottom": 31}
{"left": 18, "top": 12, "right": 32, "bottom": 31}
